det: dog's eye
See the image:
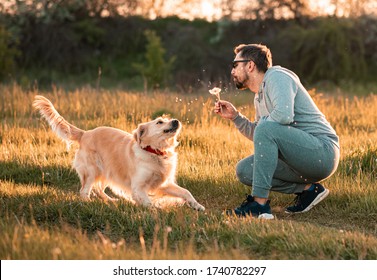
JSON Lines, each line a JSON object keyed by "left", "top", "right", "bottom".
{"left": 156, "top": 120, "right": 163, "bottom": 124}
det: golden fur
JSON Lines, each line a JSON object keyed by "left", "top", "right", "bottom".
{"left": 33, "top": 95, "right": 204, "bottom": 211}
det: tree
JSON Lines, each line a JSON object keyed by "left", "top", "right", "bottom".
{"left": 241, "top": 0, "right": 309, "bottom": 20}
{"left": 133, "top": 30, "right": 175, "bottom": 90}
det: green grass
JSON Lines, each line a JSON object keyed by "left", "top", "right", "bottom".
{"left": 1, "top": 84, "right": 377, "bottom": 259}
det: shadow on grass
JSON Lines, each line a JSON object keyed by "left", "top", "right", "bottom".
{"left": 3, "top": 159, "right": 376, "bottom": 240}
{"left": 0, "top": 160, "right": 80, "bottom": 192}
{"left": 0, "top": 187, "right": 214, "bottom": 247}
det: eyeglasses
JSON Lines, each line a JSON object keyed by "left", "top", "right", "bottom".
{"left": 232, "top": 59, "right": 252, "bottom": 69}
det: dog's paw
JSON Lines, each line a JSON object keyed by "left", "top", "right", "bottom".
{"left": 80, "top": 192, "right": 91, "bottom": 201}
{"left": 189, "top": 201, "right": 205, "bottom": 211}
{"left": 197, "top": 204, "right": 205, "bottom": 211}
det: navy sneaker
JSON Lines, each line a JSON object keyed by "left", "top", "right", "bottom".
{"left": 285, "top": 183, "right": 329, "bottom": 213}
{"left": 226, "top": 195, "right": 274, "bottom": 219}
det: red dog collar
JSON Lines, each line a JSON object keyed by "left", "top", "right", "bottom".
{"left": 143, "top": 146, "right": 167, "bottom": 156}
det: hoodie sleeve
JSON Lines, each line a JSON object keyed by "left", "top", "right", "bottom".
{"left": 232, "top": 112, "right": 257, "bottom": 141}
{"left": 264, "top": 71, "right": 297, "bottom": 124}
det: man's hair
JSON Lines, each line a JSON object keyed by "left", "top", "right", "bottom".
{"left": 234, "top": 44, "right": 272, "bottom": 73}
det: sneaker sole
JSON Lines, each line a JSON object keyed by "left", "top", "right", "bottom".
{"left": 258, "top": 213, "right": 275, "bottom": 219}
{"left": 285, "top": 188, "right": 330, "bottom": 214}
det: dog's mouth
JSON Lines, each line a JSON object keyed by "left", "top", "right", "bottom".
{"left": 163, "top": 120, "right": 180, "bottom": 133}
{"left": 164, "top": 127, "right": 177, "bottom": 133}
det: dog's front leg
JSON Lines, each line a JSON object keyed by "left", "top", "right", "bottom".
{"left": 159, "top": 183, "right": 205, "bottom": 211}
{"left": 131, "top": 180, "right": 153, "bottom": 207}
{"left": 92, "top": 182, "right": 118, "bottom": 202}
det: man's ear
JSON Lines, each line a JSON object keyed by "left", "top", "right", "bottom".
{"left": 133, "top": 124, "right": 146, "bottom": 145}
{"left": 249, "top": 60, "right": 255, "bottom": 72}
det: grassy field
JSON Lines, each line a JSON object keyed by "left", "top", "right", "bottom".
{"left": 1, "top": 84, "right": 377, "bottom": 260}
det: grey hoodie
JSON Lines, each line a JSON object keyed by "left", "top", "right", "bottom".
{"left": 232, "top": 66, "right": 339, "bottom": 148}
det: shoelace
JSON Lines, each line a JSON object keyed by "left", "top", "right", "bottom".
{"left": 291, "top": 193, "right": 302, "bottom": 207}
{"left": 239, "top": 194, "right": 254, "bottom": 208}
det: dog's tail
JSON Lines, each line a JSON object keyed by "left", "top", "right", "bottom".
{"left": 33, "top": 95, "right": 84, "bottom": 148}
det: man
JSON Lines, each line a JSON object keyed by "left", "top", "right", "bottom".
{"left": 214, "top": 44, "right": 340, "bottom": 219}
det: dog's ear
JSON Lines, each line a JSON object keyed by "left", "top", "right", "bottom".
{"left": 133, "top": 123, "right": 146, "bottom": 145}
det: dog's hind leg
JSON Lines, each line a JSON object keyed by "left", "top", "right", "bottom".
{"left": 157, "top": 183, "right": 205, "bottom": 211}
{"left": 75, "top": 163, "right": 96, "bottom": 200}
{"left": 79, "top": 173, "right": 95, "bottom": 200}
{"left": 74, "top": 150, "right": 100, "bottom": 200}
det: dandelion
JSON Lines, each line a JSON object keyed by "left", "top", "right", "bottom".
{"left": 209, "top": 87, "right": 221, "bottom": 101}
{"left": 209, "top": 87, "right": 222, "bottom": 113}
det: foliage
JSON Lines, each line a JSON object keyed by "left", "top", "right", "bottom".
{"left": 133, "top": 30, "right": 175, "bottom": 90}
{"left": 0, "top": 5, "right": 377, "bottom": 89}
{"left": 1, "top": 85, "right": 377, "bottom": 259}
{"left": 0, "top": 25, "right": 19, "bottom": 80}
{"left": 278, "top": 18, "right": 367, "bottom": 83}
{"left": 245, "top": 0, "right": 310, "bottom": 20}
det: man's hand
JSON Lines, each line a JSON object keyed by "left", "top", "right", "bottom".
{"left": 214, "top": 100, "right": 239, "bottom": 120}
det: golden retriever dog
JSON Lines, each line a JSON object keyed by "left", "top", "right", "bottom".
{"left": 33, "top": 95, "right": 205, "bottom": 211}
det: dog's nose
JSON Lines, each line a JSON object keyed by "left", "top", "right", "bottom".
{"left": 172, "top": 119, "right": 179, "bottom": 128}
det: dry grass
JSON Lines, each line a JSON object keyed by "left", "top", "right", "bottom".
{"left": 1, "top": 84, "right": 377, "bottom": 259}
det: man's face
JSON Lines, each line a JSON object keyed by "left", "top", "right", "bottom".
{"left": 231, "top": 54, "right": 251, "bottom": 90}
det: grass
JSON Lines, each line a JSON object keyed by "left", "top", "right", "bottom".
{"left": 1, "top": 83, "right": 377, "bottom": 259}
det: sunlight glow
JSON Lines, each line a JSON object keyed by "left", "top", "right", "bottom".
{"left": 310, "top": 0, "right": 337, "bottom": 16}
{"left": 1, "top": 0, "right": 376, "bottom": 20}
{"left": 200, "top": 0, "right": 223, "bottom": 21}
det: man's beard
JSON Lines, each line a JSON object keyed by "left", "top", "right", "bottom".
{"left": 235, "top": 81, "right": 247, "bottom": 90}
{"left": 233, "top": 76, "right": 248, "bottom": 90}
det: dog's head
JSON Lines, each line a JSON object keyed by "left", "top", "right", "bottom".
{"left": 133, "top": 117, "right": 182, "bottom": 152}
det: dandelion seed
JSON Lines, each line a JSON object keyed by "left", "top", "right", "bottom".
{"left": 209, "top": 87, "right": 221, "bottom": 101}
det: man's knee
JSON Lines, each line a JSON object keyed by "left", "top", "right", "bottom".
{"left": 236, "top": 158, "right": 253, "bottom": 186}
{"left": 254, "top": 121, "right": 279, "bottom": 141}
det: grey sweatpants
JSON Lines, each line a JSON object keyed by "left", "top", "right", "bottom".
{"left": 236, "top": 121, "right": 340, "bottom": 198}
